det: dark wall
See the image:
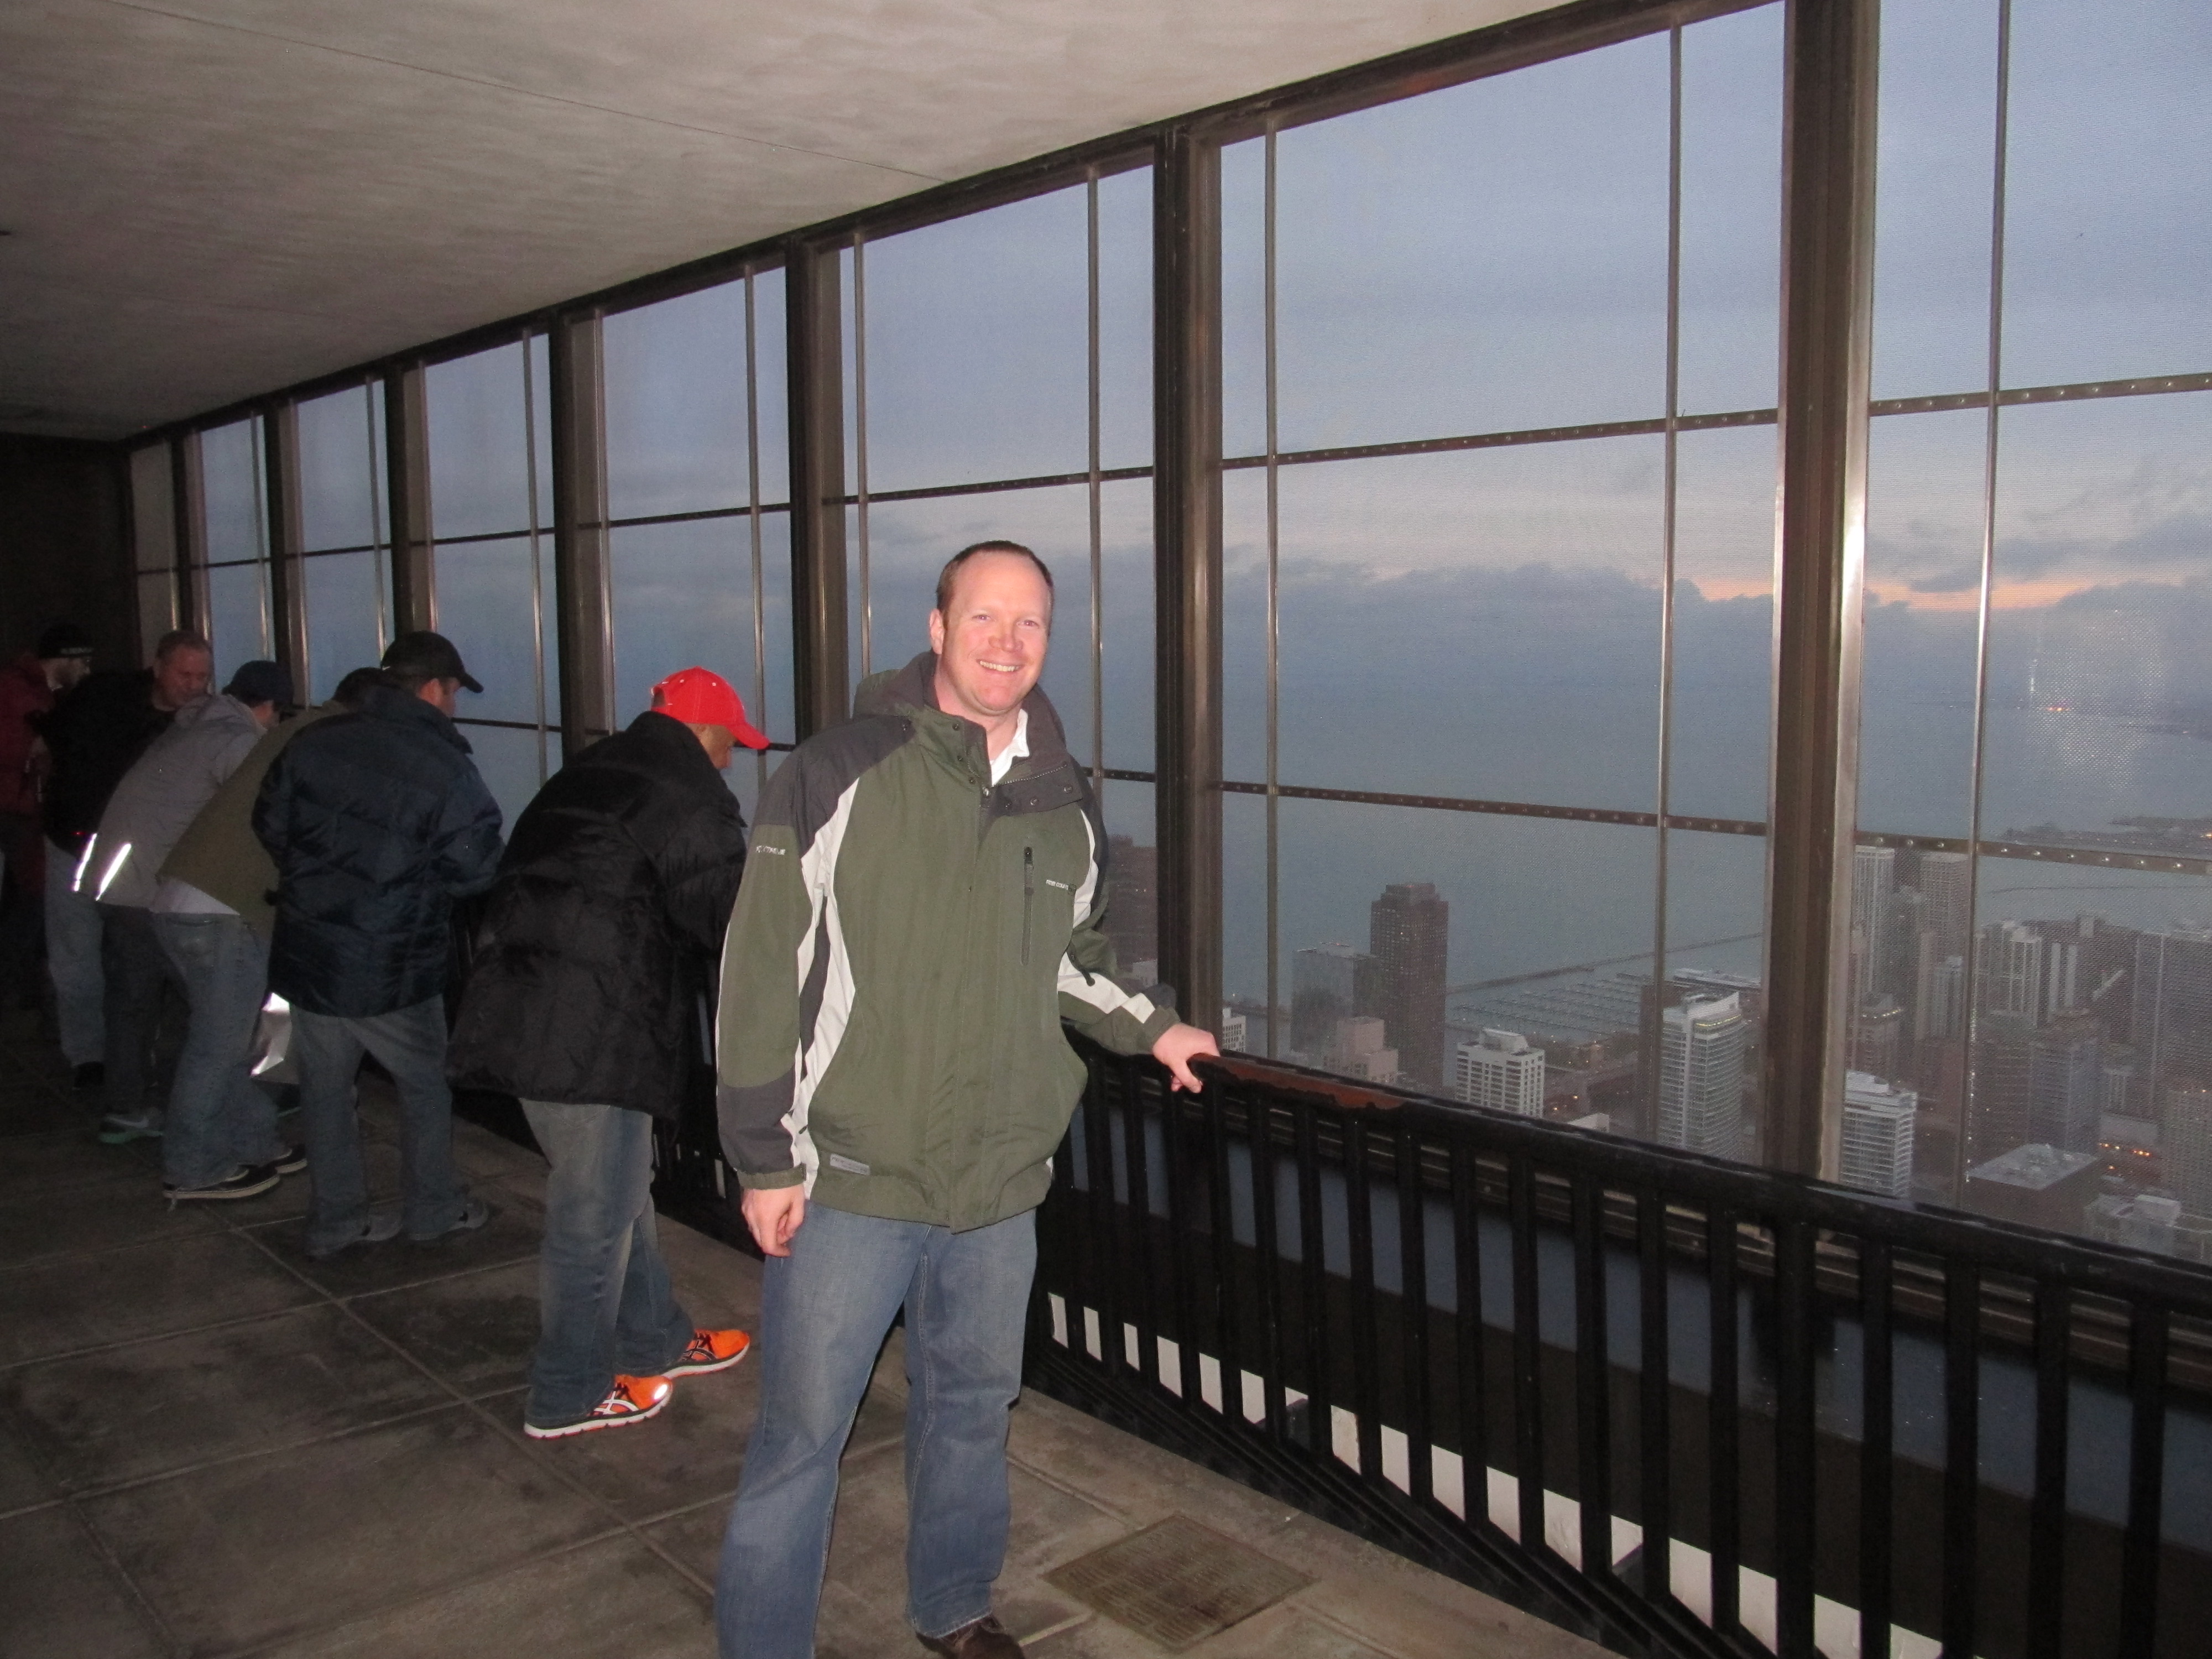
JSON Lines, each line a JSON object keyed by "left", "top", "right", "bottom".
{"left": 0, "top": 434, "right": 135, "bottom": 672}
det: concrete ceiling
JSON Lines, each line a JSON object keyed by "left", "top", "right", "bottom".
{"left": 2, "top": 0, "right": 1555, "bottom": 441}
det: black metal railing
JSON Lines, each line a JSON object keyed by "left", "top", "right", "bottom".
{"left": 1024, "top": 1039, "right": 2212, "bottom": 1659}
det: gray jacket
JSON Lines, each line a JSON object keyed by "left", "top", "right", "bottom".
{"left": 90, "top": 693, "right": 265, "bottom": 909}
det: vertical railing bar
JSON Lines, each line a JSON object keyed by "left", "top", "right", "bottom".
{"left": 1395, "top": 1123, "right": 1434, "bottom": 1507}
{"left": 1572, "top": 1173, "right": 1613, "bottom": 1586}
{"left": 2118, "top": 1299, "right": 2167, "bottom": 1658}
{"left": 1162, "top": 1086, "right": 1204, "bottom": 1407}
{"left": 1637, "top": 1185, "right": 1673, "bottom": 1608}
{"left": 2024, "top": 1273, "right": 2069, "bottom": 1659}
{"left": 1122, "top": 1060, "right": 1160, "bottom": 1388}
{"left": 1204, "top": 1078, "right": 1241, "bottom": 1420}
{"left": 1942, "top": 1258, "right": 1981, "bottom": 1659}
{"left": 1249, "top": 1092, "right": 1288, "bottom": 1443}
{"left": 1859, "top": 1236, "right": 1895, "bottom": 1659}
{"left": 1772, "top": 1218, "right": 1817, "bottom": 1658}
{"left": 1344, "top": 1113, "right": 1383, "bottom": 1480}
{"left": 1510, "top": 1157, "right": 1546, "bottom": 1558}
{"left": 1708, "top": 1206, "right": 1741, "bottom": 1636}
{"left": 1451, "top": 1140, "right": 1489, "bottom": 1516}
{"left": 1296, "top": 1101, "right": 1330, "bottom": 1459}
{"left": 1084, "top": 1061, "right": 1126, "bottom": 1380}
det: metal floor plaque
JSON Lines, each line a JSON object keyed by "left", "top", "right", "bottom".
{"left": 1044, "top": 1515, "right": 1314, "bottom": 1651}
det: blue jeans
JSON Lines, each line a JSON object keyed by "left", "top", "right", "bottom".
{"left": 153, "top": 914, "right": 286, "bottom": 1189}
{"left": 714, "top": 1203, "right": 1037, "bottom": 1659}
{"left": 291, "top": 997, "right": 471, "bottom": 1253}
{"left": 42, "top": 839, "right": 103, "bottom": 1065}
{"left": 98, "top": 903, "right": 186, "bottom": 1118}
{"left": 519, "top": 1100, "right": 693, "bottom": 1425}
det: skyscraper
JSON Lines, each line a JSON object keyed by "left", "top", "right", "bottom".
{"left": 2165, "top": 1084, "right": 2212, "bottom": 1214}
{"left": 1850, "top": 846, "right": 1896, "bottom": 1004}
{"left": 1370, "top": 881, "right": 1448, "bottom": 1091}
{"left": 1917, "top": 852, "right": 1974, "bottom": 962}
{"left": 1655, "top": 992, "right": 1748, "bottom": 1157}
{"left": 2026, "top": 1011, "right": 2103, "bottom": 1154}
{"left": 1103, "top": 835, "right": 1157, "bottom": 983}
{"left": 1455, "top": 1029, "right": 1545, "bottom": 1117}
{"left": 1841, "top": 1071, "right": 1918, "bottom": 1198}
{"left": 1291, "top": 943, "right": 1371, "bottom": 1057}
{"left": 2131, "top": 928, "right": 2212, "bottom": 1110}
{"left": 1969, "top": 1010, "right": 2037, "bottom": 1166}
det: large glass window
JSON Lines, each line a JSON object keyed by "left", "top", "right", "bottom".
{"left": 128, "top": 445, "right": 178, "bottom": 662}
{"left": 194, "top": 416, "right": 273, "bottom": 681}
{"left": 294, "top": 382, "right": 392, "bottom": 703}
{"left": 603, "top": 268, "right": 791, "bottom": 820}
{"left": 423, "top": 337, "right": 557, "bottom": 825}
{"left": 842, "top": 171, "right": 1157, "bottom": 977}
{"left": 1859, "top": 0, "right": 2212, "bottom": 1238}
{"left": 1222, "top": 7, "right": 1785, "bottom": 1145}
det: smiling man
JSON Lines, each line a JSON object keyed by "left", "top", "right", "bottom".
{"left": 713, "top": 541, "right": 1217, "bottom": 1659}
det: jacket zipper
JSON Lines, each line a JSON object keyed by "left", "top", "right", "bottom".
{"left": 1022, "top": 846, "right": 1035, "bottom": 963}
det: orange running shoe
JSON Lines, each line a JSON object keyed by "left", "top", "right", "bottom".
{"left": 666, "top": 1328, "right": 752, "bottom": 1378}
{"left": 523, "top": 1374, "right": 672, "bottom": 1439}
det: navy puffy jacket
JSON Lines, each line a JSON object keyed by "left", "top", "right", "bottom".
{"left": 253, "top": 684, "right": 504, "bottom": 1018}
{"left": 447, "top": 711, "right": 748, "bottom": 1118}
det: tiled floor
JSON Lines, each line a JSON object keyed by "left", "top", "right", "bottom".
{"left": 0, "top": 1009, "right": 1609, "bottom": 1659}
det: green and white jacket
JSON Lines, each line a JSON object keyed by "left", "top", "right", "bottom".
{"left": 714, "top": 652, "right": 1177, "bottom": 1232}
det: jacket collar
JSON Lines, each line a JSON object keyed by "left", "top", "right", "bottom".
{"left": 358, "top": 681, "right": 472, "bottom": 751}
{"left": 857, "top": 651, "right": 1073, "bottom": 785}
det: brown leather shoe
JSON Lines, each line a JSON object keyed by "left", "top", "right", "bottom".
{"left": 917, "top": 1614, "right": 1025, "bottom": 1657}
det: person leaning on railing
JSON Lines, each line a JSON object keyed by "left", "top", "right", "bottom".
{"left": 711, "top": 540, "right": 1218, "bottom": 1659}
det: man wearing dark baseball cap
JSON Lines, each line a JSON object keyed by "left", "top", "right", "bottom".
{"left": 255, "top": 632, "right": 503, "bottom": 1258}
{"left": 451, "top": 667, "right": 769, "bottom": 1437}
{"left": 380, "top": 630, "right": 483, "bottom": 698}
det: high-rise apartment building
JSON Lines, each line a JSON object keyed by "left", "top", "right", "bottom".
{"left": 1841, "top": 1071, "right": 1918, "bottom": 1198}
{"left": 2026, "top": 1011, "right": 2103, "bottom": 1153}
{"left": 2131, "top": 928, "right": 2212, "bottom": 1109}
{"left": 1291, "top": 943, "right": 1372, "bottom": 1058}
{"left": 1969, "top": 1009, "right": 2037, "bottom": 1166}
{"left": 1917, "top": 852, "right": 1974, "bottom": 962}
{"left": 2166, "top": 1084, "right": 2212, "bottom": 1215}
{"left": 1977, "top": 920, "right": 2077, "bottom": 1024}
{"left": 1103, "top": 835, "right": 1158, "bottom": 985}
{"left": 1850, "top": 846, "right": 1896, "bottom": 1004}
{"left": 1655, "top": 992, "right": 1748, "bottom": 1158}
{"left": 1370, "top": 881, "right": 1448, "bottom": 1091}
{"left": 1325, "top": 1016, "right": 1399, "bottom": 1085}
{"left": 1455, "top": 1029, "right": 1545, "bottom": 1117}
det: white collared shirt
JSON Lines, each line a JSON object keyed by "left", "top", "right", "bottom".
{"left": 988, "top": 709, "right": 1030, "bottom": 786}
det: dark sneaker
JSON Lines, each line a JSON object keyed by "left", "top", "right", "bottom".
{"left": 165, "top": 1165, "right": 280, "bottom": 1202}
{"left": 98, "top": 1109, "right": 163, "bottom": 1144}
{"left": 919, "top": 1615, "right": 1025, "bottom": 1658}
{"left": 409, "top": 1196, "right": 492, "bottom": 1245}
{"left": 523, "top": 1374, "right": 671, "bottom": 1439}
{"left": 72, "top": 1061, "right": 105, "bottom": 1091}
{"left": 666, "top": 1328, "right": 751, "bottom": 1378}
{"left": 272, "top": 1145, "right": 309, "bottom": 1176}
{"left": 306, "top": 1208, "right": 404, "bottom": 1260}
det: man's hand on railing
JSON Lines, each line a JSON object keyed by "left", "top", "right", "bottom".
{"left": 1151, "top": 1022, "right": 1219, "bottom": 1093}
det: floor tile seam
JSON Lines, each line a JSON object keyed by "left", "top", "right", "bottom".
{"left": 1003, "top": 1444, "right": 1147, "bottom": 1527}
{"left": 0, "top": 1215, "right": 234, "bottom": 1274}
{"left": 191, "top": 1520, "right": 645, "bottom": 1659}
{"left": 314, "top": 1266, "right": 709, "bottom": 1596}
{"left": 0, "top": 1296, "right": 332, "bottom": 1374}
{"left": 53, "top": 1395, "right": 479, "bottom": 1506}
{"left": 1280, "top": 1599, "right": 1425, "bottom": 1659}
{"left": 51, "top": 1477, "right": 192, "bottom": 1658}
{"left": 0, "top": 1494, "right": 63, "bottom": 1522}
{"left": 229, "top": 1206, "right": 540, "bottom": 1302}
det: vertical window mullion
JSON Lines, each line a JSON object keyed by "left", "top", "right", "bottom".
{"left": 1952, "top": 0, "right": 2015, "bottom": 1203}
{"left": 1088, "top": 170, "right": 1105, "bottom": 785}
{"left": 745, "top": 268, "right": 769, "bottom": 794}
{"left": 853, "top": 233, "right": 872, "bottom": 680}
{"left": 1652, "top": 24, "right": 1685, "bottom": 1098}
{"left": 522, "top": 329, "right": 549, "bottom": 785}
{"left": 1263, "top": 124, "right": 1280, "bottom": 1058}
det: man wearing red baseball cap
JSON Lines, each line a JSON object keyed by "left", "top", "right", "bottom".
{"left": 450, "top": 667, "right": 770, "bottom": 1438}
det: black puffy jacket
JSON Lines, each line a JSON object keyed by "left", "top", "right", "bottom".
{"left": 39, "top": 670, "right": 173, "bottom": 859}
{"left": 447, "top": 711, "right": 748, "bottom": 1118}
{"left": 253, "top": 684, "right": 504, "bottom": 1018}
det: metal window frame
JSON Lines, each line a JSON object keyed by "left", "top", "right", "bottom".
{"left": 383, "top": 364, "right": 435, "bottom": 634}
{"left": 262, "top": 399, "right": 310, "bottom": 696}
{"left": 785, "top": 236, "right": 850, "bottom": 738}
{"left": 551, "top": 312, "right": 615, "bottom": 754}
